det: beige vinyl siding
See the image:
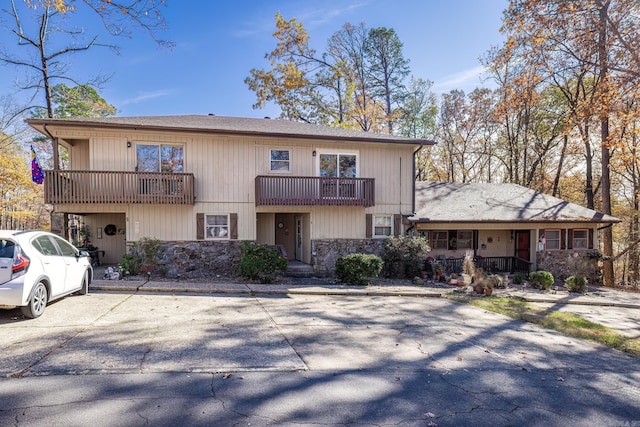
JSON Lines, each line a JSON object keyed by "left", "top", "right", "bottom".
{"left": 361, "top": 144, "right": 415, "bottom": 213}
{"left": 65, "top": 139, "right": 90, "bottom": 170}
{"left": 311, "top": 207, "right": 364, "bottom": 239}
{"left": 126, "top": 203, "right": 256, "bottom": 241}
{"left": 190, "top": 135, "right": 254, "bottom": 203}
{"left": 91, "top": 137, "right": 131, "bottom": 170}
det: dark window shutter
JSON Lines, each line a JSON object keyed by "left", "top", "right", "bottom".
{"left": 473, "top": 230, "right": 479, "bottom": 250}
{"left": 589, "top": 229, "right": 594, "bottom": 249}
{"left": 561, "top": 229, "right": 566, "bottom": 250}
{"left": 394, "top": 214, "right": 402, "bottom": 236}
{"left": 567, "top": 229, "right": 573, "bottom": 249}
{"left": 366, "top": 214, "right": 372, "bottom": 238}
{"left": 230, "top": 213, "right": 238, "bottom": 240}
{"left": 196, "top": 213, "right": 204, "bottom": 240}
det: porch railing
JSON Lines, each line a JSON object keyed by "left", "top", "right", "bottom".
{"left": 255, "top": 175, "right": 375, "bottom": 207}
{"left": 438, "top": 256, "right": 531, "bottom": 274}
{"left": 44, "top": 170, "right": 195, "bottom": 205}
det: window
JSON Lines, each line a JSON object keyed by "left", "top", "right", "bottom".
{"left": 318, "top": 151, "right": 358, "bottom": 198}
{"left": 544, "top": 229, "right": 561, "bottom": 250}
{"left": 270, "top": 149, "right": 290, "bottom": 172}
{"left": 373, "top": 215, "right": 393, "bottom": 237}
{"left": 573, "top": 229, "right": 589, "bottom": 249}
{"left": 0, "top": 240, "right": 15, "bottom": 258}
{"left": 136, "top": 144, "right": 184, "bottom": 172}
{"left": 53, "top": 236, "right": 78, "bottom": 257}
{"left": 319, "top": 152, "right": 357, "bottom": 177}
{"left": 432, "top": 231, "right": 448, "bottom": 249}
{"left": 456, "top": 231, "right": 473, "bottom": 250}
{"left": 197, "top": 213, "right": 237, "bottom": 240}
{"left": 33, "top": 236, "right": 59, "bottom": 256}
{"left": 205, "top": 214, "right": 229, "bottom": 239}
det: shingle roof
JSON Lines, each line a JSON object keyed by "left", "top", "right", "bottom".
{"left": 410, "top": 181, "right": 619, "bottom": 223}
{"left": 26, "top": 114, "right": 434, "bottom": 145}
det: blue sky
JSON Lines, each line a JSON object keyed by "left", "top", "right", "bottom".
{"left": 0, "top": 0, "right": 508, "bottom": 119}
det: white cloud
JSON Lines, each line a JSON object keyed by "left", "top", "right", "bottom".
{"left": 432, "top": 65, "right": 492, "bottom": 93}
{"left": 120, "top": 90, "right": 173, "bottom": 106}
{"left": 299, "top": 1, "right": 368, "bottom": 28}
{"left": 233, "top": 1, "right": 368, "bottom": 38}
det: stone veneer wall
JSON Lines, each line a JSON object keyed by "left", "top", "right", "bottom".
{"left": 137, "top": 241, "right": 243, "bottom": 279}
{"left": 312, "top": 239, "right": 387, "bottom": 275}
{"left": 535, "top": 250, "right": 602, "bottom": 284}
{"left": 132, "top": 239, "right": 386, "bottom": 278}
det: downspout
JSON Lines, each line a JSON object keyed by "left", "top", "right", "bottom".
{"left": 412, "top": 142, "right": 425, "bottom": 214}
{"left": 401, "top": 142, "right": 425, "bottom": 237}
{"left": 42, "top": 123, "right": 60, "bottom": 170}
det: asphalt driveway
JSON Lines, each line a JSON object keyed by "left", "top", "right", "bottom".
{"left": 1, "top": 290, "right": 639, "bottom": 426}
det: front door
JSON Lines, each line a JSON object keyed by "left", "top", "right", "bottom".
{"left": 515, "top": 230, "right": 530, "bottom": 260}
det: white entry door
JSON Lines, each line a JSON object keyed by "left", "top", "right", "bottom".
{"left": 295, "top": 216, "right": 303, "bottom": 262}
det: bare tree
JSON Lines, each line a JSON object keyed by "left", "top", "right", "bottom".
{"left": 0, "top": 0, "right": 171, "bottom": 167}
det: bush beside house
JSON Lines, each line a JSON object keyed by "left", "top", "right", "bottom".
{"left": 335, "top": 253, "right": 383, "bottom": 285}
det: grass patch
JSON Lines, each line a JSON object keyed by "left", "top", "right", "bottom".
{"left": 449, "top": 295, "right": 640, "bottom": 357}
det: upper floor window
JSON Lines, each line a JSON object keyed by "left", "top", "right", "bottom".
{"left": 319, "top": 152, "right": 357, "bottom": 178}
{"left": 137, "top": 144, "right": 183, "bottom": 173}
{"left": 270, "top": 149, "right": 290, "bottom": 172}
{"left": 373, "top": 215, "right": 393, "bottom": 237}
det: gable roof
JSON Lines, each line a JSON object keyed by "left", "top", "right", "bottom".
{"left": 26, "top": 114, "right": 435, "bottom": 146}
{"left": 410, "top": 181, "right": 619, "bottom": 224}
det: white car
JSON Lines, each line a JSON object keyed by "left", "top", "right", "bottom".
{"left": 0, "top": 230, "right": 92, "bottom": 318}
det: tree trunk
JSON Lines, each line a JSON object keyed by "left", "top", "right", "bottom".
{"left": 598, "top": 0, "right": 614, "bottom": 287}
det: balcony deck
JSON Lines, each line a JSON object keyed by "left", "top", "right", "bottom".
{"left": 255, "top": 175, "right": 375, "bottom": 207}
{"left": 44, "top": 170, "right": 195, "bottom": 205}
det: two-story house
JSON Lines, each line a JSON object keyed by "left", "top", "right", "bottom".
{"left": 26, "top": 115, "right": 433, "bottom": 277}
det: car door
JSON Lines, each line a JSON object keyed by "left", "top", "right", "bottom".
{"left": 50, "top": 235, "right": 86, "bottom": 292}
{"left": 32, "top": 235, "right": 68, "bottom": 298}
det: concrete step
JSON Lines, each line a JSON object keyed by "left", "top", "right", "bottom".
{"left": 286, "top": 262, "right": 321, "bottom": 278}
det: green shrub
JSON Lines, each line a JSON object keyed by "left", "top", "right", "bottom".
{"left": 513, "top": 271, "right": 525, "bottom": 284}
{"left": 119, "top": 253, "right": 142, "bottom": 276}
{"left": 138, "top": 237, "right": 163, "bottom": 266}
{"left": 565, "top": 275, "right": 588, "bottom": 293}
{"left": 235, "top": 242, "right": 287, "bottom": 284}
{"left": 529, "top": 270, "right": 554, "bottom": 290}
{"left": 380, "top": 236, "right": 429, "bottom": 279}
{"left": 119, "top": 237, "right": 163, "bottom": 276}
{"left": 335, "top": 253, "right": 383, "bottom": 286}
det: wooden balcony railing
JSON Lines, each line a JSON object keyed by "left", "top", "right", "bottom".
{"left": 255, "top": 175, "right": 375, "bottom": 207}
{"left": 44, "top": 170, "right": 195, "bottom": 205}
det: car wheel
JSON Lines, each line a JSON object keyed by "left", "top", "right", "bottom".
{"left": 21, "top": 282, "right": 48, "bottom": 319}
{"left": 77, "top": 270, "right": 89, "bottom": 295}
